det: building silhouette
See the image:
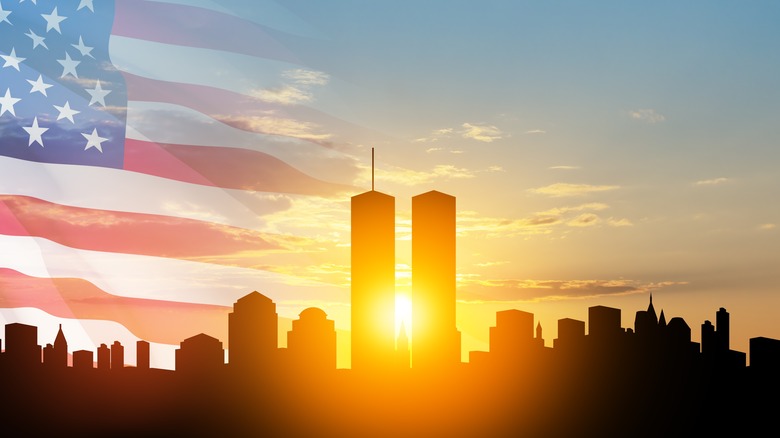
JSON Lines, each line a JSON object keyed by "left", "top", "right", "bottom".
{"left": 137, "top": 340, "right": 150, "bottom": 369}
{"left": 411, "top": 190, "right": 461, "bottom": 370}
{"left": 350, "top": 188, "right": 396, "bottom": 372}
{"left": 4, "top": 322, "right": 40, "bottom": 369}
{"left": 111, "top": 341, "right": 124, "bottom": 371}
{"left": 287, "top": 307, "right": 337, "bottom": 372}
{"left": 228, "top": 291, "right": 278, "bottom": 371}
{"left": 73, "top": 349, "right": 94, "bottom": 370}
{"left": 97, "top": 343, "right": 110, "bottom": 370}
{"left": 175, "top": 333, "right": 224, "bottom": 374}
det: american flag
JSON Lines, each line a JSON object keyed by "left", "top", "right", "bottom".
{"left": 0, "top": 0, "right": 360, "bottom": 369}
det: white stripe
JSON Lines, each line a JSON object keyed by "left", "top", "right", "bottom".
{"left": 0, "top": 235, "right": 349, "bottom": 311}
{"left": 0, "top": 307, "right": 178, "bottom": 369}
{"left": 124, "top": 101, "right": 354, "bottom": 184}
{"left": 148, "top": 0, "right": 323, "bottom": 39}
{"left": 0, "top": 154, "right": 290, "bottom": 231}
{"left": 109, "top": 35, "right": 297, "bottom": 96}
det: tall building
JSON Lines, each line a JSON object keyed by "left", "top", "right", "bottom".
{"left": 4, "top": 322, "right": 41, "bottom": 369}
{"left": 411, "top": 190, "right": 461, "bottom": 369}
{"left": 716, "top": 307, "right": 730, "bottom": 352}
{"left": 137, "top": 340, "right": 150, "bottom": 369}
{"left": 53, "top": 324, "right": 68, "bottom": 368}
{"left": 287, "top": 307, "right": 337, "bottom": 371}
{"left": 351, "top": 189, "right": 396, "bottom": 372}
{"left": 73, "top": 350, "right": 94, "bottom": 370}
{"left": 110, "top": 341, "right": 124, "bottom": 371}
{"left": 97, "top": 343, "right": 110, "bottom": 370}
{"left": 228, "top": 291, "right": 278, "bottom": 370}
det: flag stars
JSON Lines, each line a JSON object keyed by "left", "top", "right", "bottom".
{"left": 57, "top": 52, "right": 80, "bottom": 78}
{"left": 1, "top": 48, "right": 25, "bottom": 71}
{"left": 87, "top": 80, "right": 111, "bottom": 106}
{"left": 78, "top": 0, "right": 95, "bottom": 12}
{"left": 54, "top": 101, "right": 80, "bottom": 123}
{"left": 42, "top": 7, "right": 67, "bottom": 34}
{"left": 26, "top": 29, "right": 49, "bottom": 50}
{"left": 82, "top": 128, "right": 108, "bottom": 152}
{"left": 72, "top": 36, "right": 95, "bottom": 59}
{"left": 0, "top": 89, "right": 21, "bottom": 117}
{"left": 23, "top": 117, "right": 48, "bottom": 147}
{"left": 28, "top": 74, "right": 53, "bottom": 96}
{"left": 0, "top": 4, "right": 11, "bottom": 25}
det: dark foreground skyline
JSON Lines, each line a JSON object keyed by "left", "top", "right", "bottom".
{"left": 2, "top": 291, "right": 780, "bottom": 437}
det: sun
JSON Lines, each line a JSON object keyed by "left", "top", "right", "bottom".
{"left": 395, "top": 293, "right": 412, "bottom": 340}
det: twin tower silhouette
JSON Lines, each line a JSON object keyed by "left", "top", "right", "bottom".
{"left": 352, "top": 151, "right": 460, "bottom": 372}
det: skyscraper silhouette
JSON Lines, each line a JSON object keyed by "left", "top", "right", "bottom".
{"left": 228, "top": 291, "right": 278, "bottom": 371}
{"left": 411, "top": 190, "right": 461, "bottom": 369}
{"left": 287, "top": 307, "right": 337, "bottom": 372}
{"left": 351, "top": 188, "right": 396, "bottom": 372}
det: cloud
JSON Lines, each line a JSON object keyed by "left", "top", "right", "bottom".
{"left": 415, "top": 123, "right": 504, "bottom": 144}
{"left": 567, "top": 213, "right": 600, "bottom": 227}
{"left": 629, "top": 109, "right": 666, "bottom": 123}
{"left": 251, "top": 69, "right": 329, "bottom": 105}
{"left": 607, "top": 217, "right": 634, "bottom": 227}
{"left": 283, "top": 69, "right": 330, "bottom": 86}
{"left": 214, "top": 114, "right": 332, "bottom": 140}
{"left": 549, "top": 165, "right": 580, "bottom": 170}
{"left": 457, "top": 278, "right": 687, "bottom": 302}
{"left": 525, "top": 129, "right": 547, "bottom": 134}
{"left": 527, "top": 183, "right": 619, "bottom": 197}
{"left": 461, "top": 122, "right": 503, "bottom": 142}
{"left": 758, "top": 223, "right": 776, "bottom": 231}
{"left": 694, "top": 177, "right": 730, "bottom": 186}
{"left": 375, "top": 164, "right": 478, "bottom": 185}
{"left": 251, "top": 85, "right": 312, "bottom": 105}
{"left": 456, "top": 203, "right": 614, "bottom": 238}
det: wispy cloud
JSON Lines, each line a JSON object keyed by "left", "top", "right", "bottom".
{"left": 528, "top": 183, "right": 619, "bottom": 197}
{"left": 457, "top": 278, "right": 687, "bottom": 302}
{"left": 525, "top": 129, "right": 547, "bottom": 135}
{"left": 629, "top": 108, "right": 666, "bottom": 123}
{"left": 758, "top": 223, "right": 776, "bottom": 231}
{"left": 607, "top": 217, "right": 634, "bottom": 227}
{"left": 694, "top": 177, "right": 730, "bottom": 186}
{"left": 415, "top": 123, "right": 504, "bottom": 143}
{"left": 251, "top": 68, "right": 330, "bottom": 105}
{"left": 567, "top": 213, "right": 600, "bottom": 227}
{"left": 549, "top": 165, "right": 580, "bottom": 170}
{"left": 461, "top": 122, "right": 504, "bottom": 142}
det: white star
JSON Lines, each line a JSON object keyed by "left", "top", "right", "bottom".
{"left": 0, "top": 4, "right": 12, "bottom": 25}
{"left": 71, "top": 36, "right": 95, "bottom": 58}
{"left": 82, "top": 128, "right": 108, "bottom": 152}
{"left": 23, "top": 117, "right": 48, "bottom": 147}
{"left": 86, "top": 80, "right": 111, "bottom": 106}
{"left": 1, "top": 48, "right": 25, "bottom": 71}
{"left": 27, "top": 74, "right": 54, "bottom": 96}
{"left": 77, "top": 0, "right": 94, "bottom": 12}
{"left": 57, "top": 52, "right": 80, "bottom": 78}
{"left": 42, "top": 7, "right": 67, "bottom": 34}
{"left": 53, "top": 101, "right": 80, "bottom": 123}
{"left": 26, "top": 29, "right": 48, "bottom": 50}
{"left": 0, "top": 89, "right": 21, "bottom": 117}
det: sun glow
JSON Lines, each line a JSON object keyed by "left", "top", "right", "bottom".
{"left": 395, "top": 293, "right": 412, "bottom": 339}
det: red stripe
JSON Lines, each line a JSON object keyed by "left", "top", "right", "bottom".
{"left": 112, "top": 0, "right": 301, "bottom": 65}
{"left": 123, "top": 138, "right": 354, "bottom": 195}
{"left": 0, "top": 195, "right": 280, "bottom": 263}
{"left": 122, "top": 72, "right": 376, "bottom": 145}
{"left": 0, "top": 268, "right": 230, "bottom": 345}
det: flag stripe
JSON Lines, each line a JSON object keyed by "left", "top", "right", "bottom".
{"left": 124, "top": 138, "right": 354, "bottom": 195}
{"left": 0, "top": 268, "right": 230, "bottom": 346}
{"left": 0, "top": 194, "right": 283, "bottom": 262}
{"left": 112, "top": 0, "right": 302, "bottom": 65}
{"left": 1, "top": 235, "right": 348, "bottom": 309}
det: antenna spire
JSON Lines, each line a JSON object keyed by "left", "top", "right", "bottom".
{"left": 371, "top": 147, "right": 375, "bottom": 191}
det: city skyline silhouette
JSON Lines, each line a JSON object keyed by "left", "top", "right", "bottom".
{"left": 2, "top": 182, "right": 780, "bottom": 437}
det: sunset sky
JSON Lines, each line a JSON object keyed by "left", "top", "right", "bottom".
{"left": 2, "top": 0, "right": 779, "bottom": 369}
